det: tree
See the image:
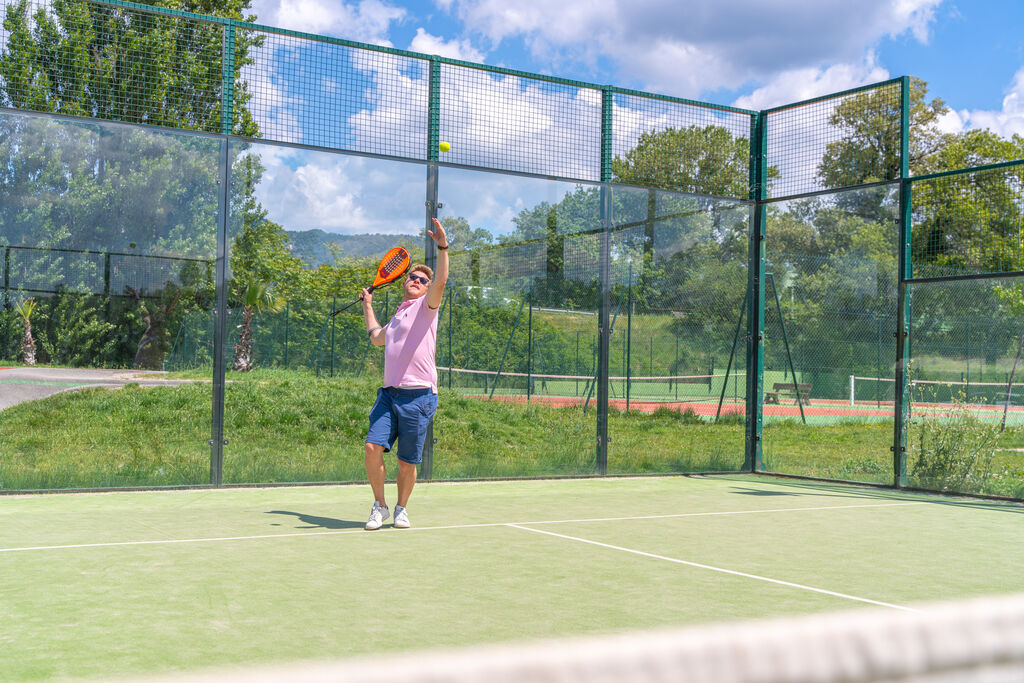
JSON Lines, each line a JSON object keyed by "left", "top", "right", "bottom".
{"left": 612, "top": 125, "right": 753, "bottom": 199}
{"left": 0, "top": 0, "right": 260, "bottom": 135}
{"left": 818, "top": 77, "right": 950, "bottom": 189}
{"left": 14, "top": 296, "right": 36, "bottom": 365}
{"left": 229, "top": 152, "right": 305, "bottom": 300}
{"left": 0, "top": 0, "right": 267, "bottom": 370}
{"left": 232, "top": 277, "right": 283, "bottom": 371}
{"left": 125, "top": 284, "right": 181, "bottom": 369}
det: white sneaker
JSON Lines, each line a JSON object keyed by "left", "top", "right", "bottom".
{"left": 365, "top": 501, "right": 389, "bottom": 530}
{"left": 393, "top": 506, "right": 410, "bottom": 529}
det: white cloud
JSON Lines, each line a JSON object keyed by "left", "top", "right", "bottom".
{"left": 246, "top": 147, "right": 425, "bottom": 234}
{"left": 346, "top": 50, "right": 430, "bottom": 159}
{"left": 250, "top": 0, "right": 404, "bottom": 44}
{"left": 733, "top": 56, "right": 891, "bottom": 111}
{"left": 240, "top": 46, "right": 305, "bottom": 144}
{"left": 946, "top": 68, "right": 1024, "bottom": 138}
{"left": 408, "top": 28, "right": 485, "bottom": 62}
{"left": 437, "top": 69, "right": 603, "bottom": 179}
{"left": 445, "top": 0, "right": 942, "bottom": 98}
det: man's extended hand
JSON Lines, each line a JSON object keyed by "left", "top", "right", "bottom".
{"left": 361, "top": 287, "right": 373, "bottom": 307}
{"left": 428, "top": 218, "right": 448, "bottom": 248}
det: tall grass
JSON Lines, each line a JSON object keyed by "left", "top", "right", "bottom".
{"left": 1, "top": 369, "right": 1021, "bottom": 497}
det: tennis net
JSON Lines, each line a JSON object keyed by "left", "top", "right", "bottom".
{"left": 140, "top": 592, "right": 1024, "bottom": 682}
{"left": 849, "top": 374, "right": 1024, "bottom": 408}
{"left": 438, "top": 367, "right": 747, "bottom": 404}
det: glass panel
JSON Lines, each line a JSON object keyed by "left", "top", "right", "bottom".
{"left": 762, "top": 184, "right": 899, "bottom": 483}
{"left": 905, "top": 277, "right": 1024, "bottom": 499}
{"left": 606, "top": 184, "right": 751, "bottom": 474}
{"left": 222, "top": 141, "right": 425, "bottom": 483}
{"left": 436, "top": 167, "right": 600, "bottom": 476}
{"left": 0, "top": 111, "right": 218, "bottom": 489}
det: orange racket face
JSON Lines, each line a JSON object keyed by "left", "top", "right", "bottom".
{"left": 371, "top": 247, "right": 410, "bottom": 289}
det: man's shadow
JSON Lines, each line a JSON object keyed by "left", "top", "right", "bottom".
{"left": 266, "top": 510, "right": 364, "bottom": 529}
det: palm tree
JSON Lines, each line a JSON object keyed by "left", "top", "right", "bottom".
{"left": 232, "top": 279, "right": 284, "bottom": 372}
{"left": 14, "top": 297, "right": 37, "bottom": 366}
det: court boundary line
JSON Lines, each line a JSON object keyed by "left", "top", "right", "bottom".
{"left": 505, "top": 523, "right": 920, "bottom": 612}
{"left": 0, "top": 501, "right": 926, "bottom": 553}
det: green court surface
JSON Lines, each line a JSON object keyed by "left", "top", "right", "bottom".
{"left": 2, "top": 475, "right": 1022, "bottom": 680}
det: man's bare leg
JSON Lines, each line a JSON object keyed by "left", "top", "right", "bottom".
{"left": 365, "top": 442, "right": 387, "bottom": 506}
{"left": 397, "top": 460, "right": 417, "bottom": 508}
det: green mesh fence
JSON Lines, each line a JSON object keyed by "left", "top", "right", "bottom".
{"left": 764, "top": 80, "right": 904, "bottom": 199}
{"left": 241, "top": 26, "right": 429, "bottom": 156}
{"left": 0, "top": 0, "right": 758, "bottom": 194}
{"left": 1, "top": 1, "right": 1022, "bottom": 497}
{"left": 761, "top": 184, "right": 899, "bottom": 484}
{"left": 439, "top": 65, "right": 603, "bottom": 180}
{"left": 905, "top": 276, "right": 1024, "bottom": 499}
{"left": 910, "top": 162, "right": 1024, "bottom": 279}
{"left": 611, "top": 93, "right": 753, "bottom": 200}
{"left": 0, "top": 0, "right": 228, "bottom": 132}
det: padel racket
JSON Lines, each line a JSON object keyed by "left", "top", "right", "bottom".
{"left": 330, "top": 247, "right": 411, "bottom": 316}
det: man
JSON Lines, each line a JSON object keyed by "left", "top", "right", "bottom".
{"left": 360, "top": 218, "right": 448, "bottom": 530}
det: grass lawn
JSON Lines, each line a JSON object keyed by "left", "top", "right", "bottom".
{"left": 0, "top": 369, "right": 1021, "bottom": 498}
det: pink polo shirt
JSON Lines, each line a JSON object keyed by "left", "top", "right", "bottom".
{"left": 383, "top": 295, "right": 439, "bottom": 392}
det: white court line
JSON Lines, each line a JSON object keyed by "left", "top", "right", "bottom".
{"left": 507, "top": 523, "right": 921, "bottom": 613}
{"left": 0, "top": 501, "right": 926, "bottom": 554}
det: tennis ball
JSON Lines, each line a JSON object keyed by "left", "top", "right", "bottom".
{"left": 439, "top": 141, "right": 451, "bottom": 153}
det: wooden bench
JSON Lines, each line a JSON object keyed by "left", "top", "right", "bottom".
{"left": 764, "top": 382, "right": 811, "bottom": 405}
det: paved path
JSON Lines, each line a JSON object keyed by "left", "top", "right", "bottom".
{"left": 0, "top": 367, "right": 198, "bottom": 410}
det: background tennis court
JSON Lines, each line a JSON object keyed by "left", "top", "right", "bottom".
{"left": 2, "top": 474, "right": 1021, "bottom": 680}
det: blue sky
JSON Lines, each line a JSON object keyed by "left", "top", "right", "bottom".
{"left": 248, "top": 0, "right": 1024, "bottom": 130}
{"left": 241, "top": 0, "right": 1024, "bottom": 236}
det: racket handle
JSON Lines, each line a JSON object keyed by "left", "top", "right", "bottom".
{"left": 330, "top": 297, "right": 362, "bottom": 316}
{"left": 329, "top": 283, "right": 385, "bottom": 317}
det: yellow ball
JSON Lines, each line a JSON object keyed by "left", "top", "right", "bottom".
{"left": 439, "top": 141, "right": 451, "bottom": 153}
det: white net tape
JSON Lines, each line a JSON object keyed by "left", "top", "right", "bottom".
{"left": 132, "top": 593, "right": 1024, "bottom": 683}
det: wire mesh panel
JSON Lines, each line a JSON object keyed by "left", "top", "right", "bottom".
{"left": 606, "top": 185, "right": 749, "bottom": 474}
{"left": 612, "top": 94, "right": 754, "bottom": 200}
{"left": 5, "top": 247, "right": 106, "bottom": 295}
{"left": 108, "top": 253, "right": 212, "bottom": 297}
{"left": 765, "top": 80, "right": 903, "bottom": 199}
{"left": 909, "top": 163, "right": 1024, "bottom": 279}
{"left": 439, "top": 65, "right": 602, "bottom": 180}
{"left": 240, "top": 28, "right": 428, "bottom": 156}
{"left": 0, "top": 0, "right": 227, "bottom": 132}
{"left": 762, "top": 184, "right": 899, "bottom": 483}
{"left": 904, "top": 277, "right": 1024, "bottom": 499}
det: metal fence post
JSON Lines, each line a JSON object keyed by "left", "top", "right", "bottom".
{"left": 210, "top": 138, "right": 230, "bottom": 486}
{"left": 421, "top": 56, "right": 442, "bottom": 480}
{"left": 206, "top": 20, "right": 237, "bottom": 487}
{"left": 595, "top": 86, "right": 613, "bottom": 474}
{"left": 626, "top": 262, "right": 632, "bottom": 411}
{"left": 745, "top": 112, "right": 767, "bottom": 472}
{"left": 527, "top": 287, "right": 533, "bottom": 401}
{"left": 892, "top": 76, "right": 912, "bottom": 487}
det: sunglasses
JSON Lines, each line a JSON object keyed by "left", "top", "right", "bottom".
{"left": 407, "top": 273, "right": 430, "bottom": 285}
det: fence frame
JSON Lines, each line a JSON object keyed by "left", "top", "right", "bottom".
{"left": 0, "top": 1, "right": 1021, "bottom": 499}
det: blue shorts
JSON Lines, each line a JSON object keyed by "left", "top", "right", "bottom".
{"left": 366, "top": 387, "right": 438, "bottom": 465}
